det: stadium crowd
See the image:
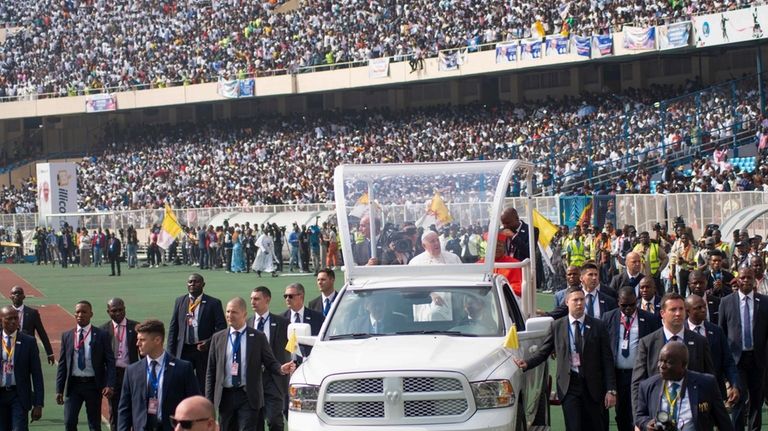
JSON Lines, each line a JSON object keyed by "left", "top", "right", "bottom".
{"left": 4, "top": 204, "right": 768, "bottom": 430}
{"left": 0, "top": 74, "right": 764, "bottom": 215}
{"left": 0, "top": 0, "right": 759, "bottom": 99}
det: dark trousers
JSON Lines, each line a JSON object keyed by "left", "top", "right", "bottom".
{"left": 109, "top": 256, "right": 121, "bottom": 275}
{"left": 0, "top": 387, "right": 28, "bottom": 431}
{"left": 261, "top": 375, "right": 284, "bottom": 431}
{"left": 614, "top": 368, "right": 633, "bottom": 431}
{"left": 225, "top": 248, "right": 233, "bottom": 272}
{"left": 733, "top": 351, "right": 763, "bottom": 431}
{"left": 181, "top": 344, "right": 208, "bottom": 393}
{"left": 108, "top": 367, "right": 126, "bottom": 431}
{"left": 274, "top": 244, "right": 283, "bottom": 271}
{"left": 561, "top": 372, "right": 605, "bottom": 431}
{"left": 198, "top": 248, "right": 208, "bottom": 269}
{"left": 220, "top": 387, "right": 260, "bottom": 431}
{"left": 64, "top": 377, "right": 102, "bottom": 431}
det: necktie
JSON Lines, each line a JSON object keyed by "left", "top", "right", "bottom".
{"left": 231, "top": 331, "right": 242, "bottom": 387}
{"left": 744, "top": 296, "right": 753, "bottom": 350}
{"left": 621, "top": 319, "right": 630, "bottom": 358}
{"left": 587, "top": 294, "right": 595, "bottom": 317}
{"left": 573, "top": 321, "right": 583, "bottom": 355}
{"left": 645, "top": 301, "right": 653, "bottom": 313}
{"left": 77, "top": 329, "right": 86, "bottom": 371}
{"left": 694, "top": 325, "right": 703, "bottom": 337}
{"left": 294, "top": 312, "right": 301, "bottom": 324}
{"left": 670, "top": 335, "right": 680, "bottom": 343}
{"left": 669, "top": 382, "right": 680, "bottom": 418}
{"left": 323, "top": 298, "right": 332, "bottom": 316}
{"left": 148, "top": 360, "right": 158, "bottom": 398}
{"left": 4, "top": 336, "right": 11, "bottom": 387}
{"left": 257, "top": 317, "right": 265, "bottom": 332}
{"left": 629, "top": 276, "right": 636, "bottom": 286}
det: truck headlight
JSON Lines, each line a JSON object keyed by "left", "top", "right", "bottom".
{"left": 470, "top": 379, "right": 515, "bottom": 409}
{"left": 289, "top": 384, "right": 320, "bottom": 412}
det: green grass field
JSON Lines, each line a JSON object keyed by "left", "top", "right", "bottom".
{"left": 3, "top": 262, "right": 763, "bottom": 430}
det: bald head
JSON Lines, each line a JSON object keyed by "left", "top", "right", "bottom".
{"left": 0, "top": 305, "right": 19, "bottom": 334}
{"left": 173, "top": 396, "right": 215, "bottom": 431}
{"left": 684, "top": 294, "right": 707, "bottom": 325}
{"left": 658, "top": 342, "right": 688, "bottom": 381}
{"left": 9, "top": 286, "right": 24, "bottom": 307}
{"left": 625, "top": 252, "right": 641, "bottom": 274}
{"left": 501, "top": 207, "right": 521, "bottom": 231}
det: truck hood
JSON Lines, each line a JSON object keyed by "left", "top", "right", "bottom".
{"left": 296, "top": 335, "right": 511, "bottom": 384}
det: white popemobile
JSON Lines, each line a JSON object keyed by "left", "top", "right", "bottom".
{"left": 287, "top": 160, "right": 552, "bottom": 431}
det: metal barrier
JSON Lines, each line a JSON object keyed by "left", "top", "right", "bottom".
{"left": 4, "top": 192, "right": 767, "bottom": 240}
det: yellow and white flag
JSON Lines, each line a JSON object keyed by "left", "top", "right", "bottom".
{"left": 285, "top": 329, "right": 302, "bottom": 356}
{"left": 416, "top": 192, "right": 453, "bottom": 228}
{"left": 157, "top": 203, "right": 183, "bottom": 249}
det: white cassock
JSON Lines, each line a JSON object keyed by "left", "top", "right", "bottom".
{"left": 252, "top": 233, "right": 276, "bottom": 272}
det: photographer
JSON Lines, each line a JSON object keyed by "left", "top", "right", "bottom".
{"left": 381, "top": 230, "right": 413, "bottom": 265}
{"left": 635, "top": 342, "right": 732, "bottom": 431}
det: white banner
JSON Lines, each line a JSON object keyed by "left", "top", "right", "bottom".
{"left": 36, "top": 163, "right": 79, "bottom": 228}
{"left": 368, "top": 57, "right": 390, "bottom": 79}
{"left": 694, "top": 6, "right": 768, "bottom": 47}
{"left": 623, "top": 26, "right": 656, "bottom": 50}
{"left": 658, "top": 21, "right": 692, "bottom": 50}
{"left": 495, "top": 42, "right": 518, "bottom": 63}
{"left": 438, "top": 49, "right": 466, "bottom": 71}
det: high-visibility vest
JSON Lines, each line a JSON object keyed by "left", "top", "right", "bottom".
{"left": 568, "top": 239, "right": 585, "bottom": 267}
{"left": 649, "top": 243, "right": 661, "bottom": 275}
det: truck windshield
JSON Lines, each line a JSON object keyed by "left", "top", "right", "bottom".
{"left": 325, "top": 286, "right": 504, "bottom": 338}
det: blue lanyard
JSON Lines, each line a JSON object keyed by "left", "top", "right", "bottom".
{"left": 146, "top": 358, "right": 165, "bottom": 395}
{"left": 229, "top": 331, "right": 243, "bottom": 356}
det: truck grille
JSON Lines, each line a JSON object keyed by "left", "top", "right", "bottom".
{"left": 320, "top": 373, "right": 472, "bottom": 425}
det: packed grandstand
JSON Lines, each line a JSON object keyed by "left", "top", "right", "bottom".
{"left": 0, "top": 0, "right": 757, "bottom": 99}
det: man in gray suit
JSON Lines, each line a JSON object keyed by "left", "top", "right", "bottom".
{"left": 719, "top": 267, "right": 768, "bottom": 431}
{"left": 631, "top": 292, "right": 714, "bottom": 412}
{"left": 205, "top": 297, "right": 295, "bottom": 431}
{"left": 248, "top": 287, "right": 290, "bottom": 431}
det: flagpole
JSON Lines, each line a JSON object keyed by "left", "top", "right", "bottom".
{"left": 367, "top": 182, "right": 378, "bottom": 262}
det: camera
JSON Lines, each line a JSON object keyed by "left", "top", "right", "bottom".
{"left": 653, "top": 411, "right": 677, "bottom": 431}
{"left": 654, "top": 223, "right": 662, "bottom": 231}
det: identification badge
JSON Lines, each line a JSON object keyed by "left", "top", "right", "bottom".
{"left": 191, "top": 319, "right": 198, "bottom": 328}
{"left": 148, "top": 397, "right": 159, "bottom": 415}
{"left": 571, "top": 353, "right": 581, "bottom": 367}
{"left": 231, "top": 362, "right": 239, "bottom": 376}
{"left": 621, "top": 339, "right": 629, "bottom": 350}
{"left": 2, "top": 363, "right": 12, "bottom": 374}
{"left": 186, "top": 314, "right": 194, "bottom": 326}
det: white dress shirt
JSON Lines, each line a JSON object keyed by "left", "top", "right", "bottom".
{"left": 145, "top": 353, "right": 166, "bottom": 419}
{"left": 225, "top": 325, "right": 248, "bottom": 388}
{"left": 660, "top": 379, "right": 692, "bottom": 429}
{"left": 112, "top": 319, "right": 129, "bottom": 368}
{"left": 1, "top": 330, "right": 16, "bottom": 386}
{"left": 13, "top": 305, "right": 23, "bottom": 331}
{"left": 738, "top": 290, "right": 755, "bottom": 351}
{"left": 567, "top": 314, "right": 586, "bottom": 373}
{"left": 687, "top": 319, "right": 706, "bottom": 337}
{"left": 72, "top": 324, "right": 95, "bottom": 377}
{"left": 584, "top": 290, "right": 601, "bottom": 318}
{"left": 662, "top": 326, "right": 685, "bottom": 344}
{"left": 254, "top": 313, "right": 270, "bottom": 344}
{"left": 616, "top": 312, "right": 639, "bottom": 369}
{"left": 291, "top": 307, "right": 305, "bottom": 324}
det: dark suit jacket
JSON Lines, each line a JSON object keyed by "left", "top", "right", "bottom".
{"left": 205, "top": 327, "right": 283, "bottom": 412}
{"left": 547, "top": 289, "right": 617, "bottom": 320}
{"left": 10, "top": 332, "right": 44, "bottom": 411}
{"left": 246, "top": 313, "right": 290, "bottom": 396}
{"left": 703, "top": 269, "right": 735, "bottom": 297}
{"left": 107, "top": 237, "right": 121, "bottom": 258}
{"left": 635, "top": 371, "right": 733, "bottom": 431}
{"left": 56, "top": 325, "right": 116, "bottom": 395}
{"left": 703, "top": 294, "right": 721, "bottom": 323}
{"left": 718, "top": 291, "right": 768, "bottom": 364}
{"left": 99, "top": 319, "right": 139, "bottom": 365}
{"left": 631, "top": 327, "right": 714, "bottom": 411}
{"left": 603, "top": 309, "right": 661, "bottom": 365}
{"left": 308, "top": 292, "right": 338, "bottom": 316}
{"left": 19, "top": 305, "right": 54, "bottom": 357}
{"left": 524, "top": 315, "right": 616, "bottom": 403}
{"left": 168, "top": 293, "right": 226, "bottom": 358}
{"left": 636, "top": 296, "right": 662, "bottom": 317}
{"left": 117, "top": 353, "right": 200, "bottom": 431}
{"left": 699, "top": 320, "right": 739, "bottom": 395}
{"left": 282, "top": 307, "right": 324, "bottom": 336}
{"left": 608, "top": 272, "right": 645, "bottom": 299}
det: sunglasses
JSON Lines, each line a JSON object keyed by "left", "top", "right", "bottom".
{"left": 284, "top": 294, "right": 300, "bottom": 299}
{"left": 618, "top": 303, "right": 636, "bottom": 308}
{"left": 170, "top": 416, "right": 210, "bottom": 429}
